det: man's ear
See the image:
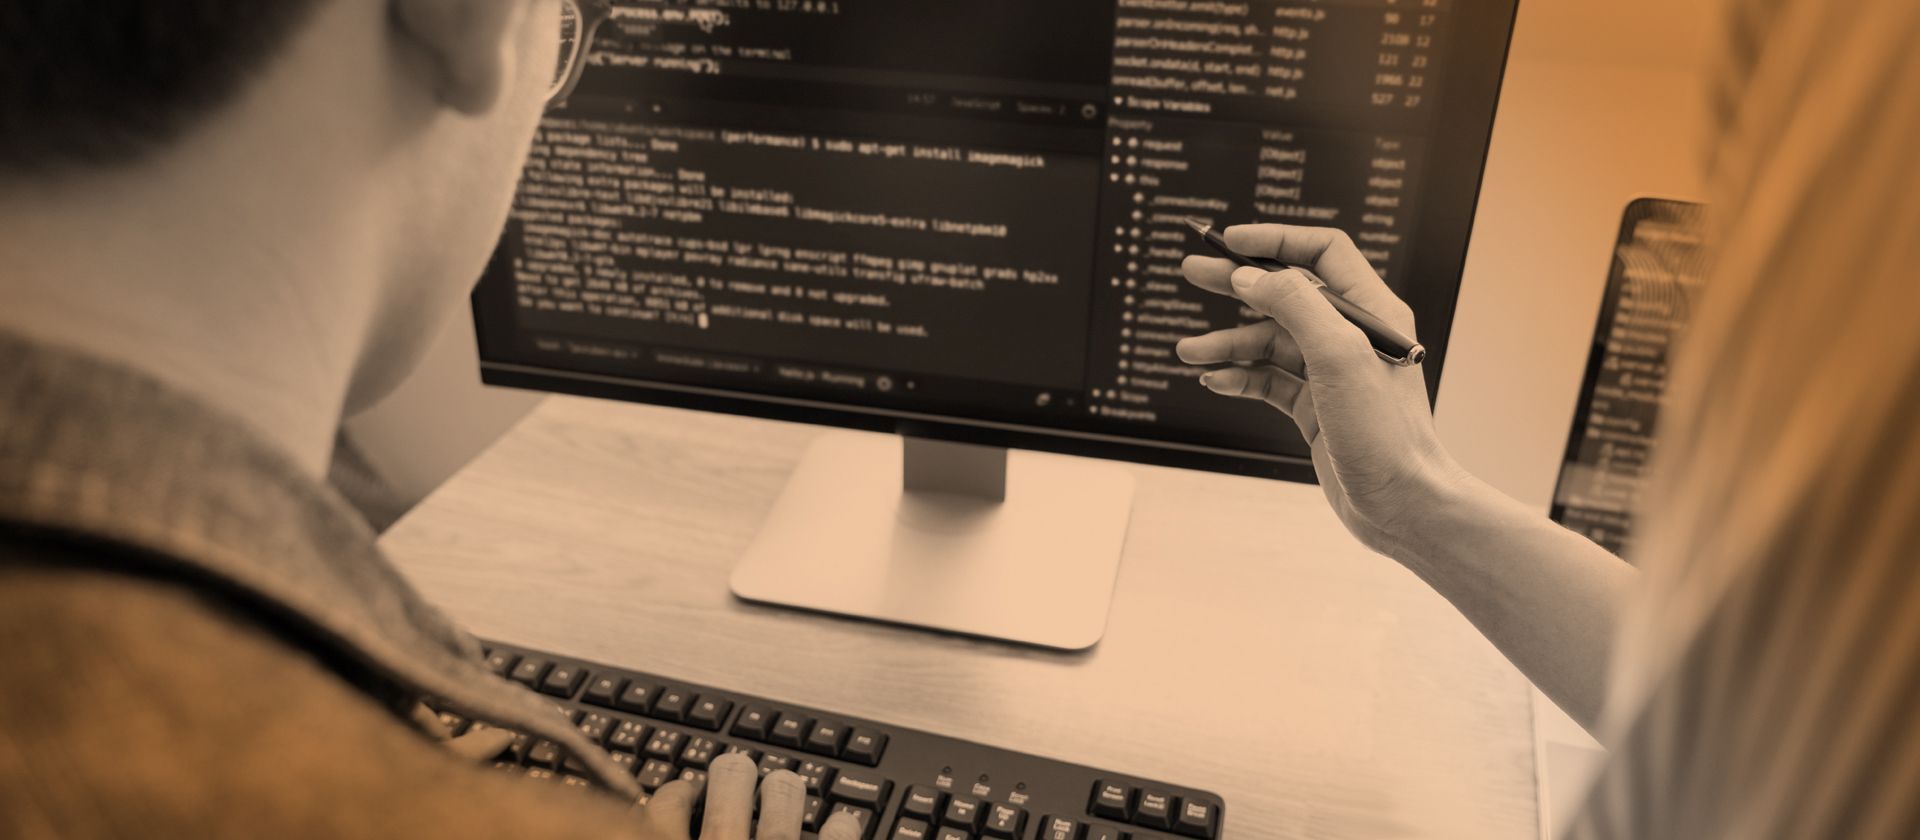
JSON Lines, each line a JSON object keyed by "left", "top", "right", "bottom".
{"left": 393, "top": 0, "right": 527, "bottom": 115}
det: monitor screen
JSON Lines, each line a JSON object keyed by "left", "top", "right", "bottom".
{"left": 473, "top": 0, "right": 1520, "bottom": 480}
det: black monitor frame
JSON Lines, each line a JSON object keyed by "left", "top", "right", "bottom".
{"left": 474, "top": 1, "right": 1521, "bottom": 484}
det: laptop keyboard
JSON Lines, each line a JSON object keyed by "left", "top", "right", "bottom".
{"left": 438, "top": 641, "right": 1227, "bottom": 840}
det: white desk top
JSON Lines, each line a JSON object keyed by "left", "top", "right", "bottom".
{"left": 380, "top": 396, "right": 1539, "bottom": 839}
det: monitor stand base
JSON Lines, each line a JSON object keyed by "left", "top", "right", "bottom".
{"left": 730, "top": 431, "right": 1133, "bottom": 651}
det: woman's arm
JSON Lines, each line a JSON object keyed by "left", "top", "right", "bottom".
{"left": 1390, "top": 474, "right": 1635, "bottom": 731}
{"left": 1177, "top": 223, "right": 1632, "bottom": 736}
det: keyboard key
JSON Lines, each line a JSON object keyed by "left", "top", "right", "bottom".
{"left": 731, "top": 705, "right": 775, "bottom": 740}
{"left": 652, "top": 688, "right": 695, "bottom": 722}
{"left": 484, "top": 650, "right": 518, "bottom": 677}
{"left": 802, "top": 795, "right": 827, "bottom": 832}
{"left": 616, "top": 682, "right": 659, "bottom": 714}
{"left": 678, "top": 767, "right": 709, "bottom": 788}
{"left": 982, "top": 804, "right": 1026, "bottom": 838}
{"left": 539, "top": 664, "right": 587, "bottom": 698}
{"left": 797, "top": 759, "right": 837, "bottom": 794}
{"left": 1039, "top": 816, "right": 1082, "bottom": 840}
{"left": 1133, "top": 790, "right": 1177, "bottom": 831}
{"left": 722, "top": 743, "right": 763, "bottom": 763}
{"left": 681, "top": 736, "right": 720, "bottom": 769}
{"left": 582, "top": 675, "right": 626, "bottom": 708}
{"left": 830, "top": 803, "right": 876, "bottom": 840}
{"left": 508, "top": 658, "right": 549, "bottom": 689}
{"left": 942, "top": 795, "right": 983, "bottom": 831}
{"left": 1083, "top": 826, "right": 1123, "bottom": 840}
{"left": 757, "top": 752, "right": 798, "bottom": 778}
{"left": 608, "top": 719, "right": 650, "bottom": 753}
{"left": 688, "top": 697, "right": 733, "bottom": 731}
{"left": 525, "top": 740, "right": 563, "bottom": 770}
{"left": 901, "top": 786, "right": 946, "bottom": 822}
{"left": 636, "top": 759, "right": 676, "bottom": 791}
{"left": 891, "top": 818, "right": 932, "bottom": 840}
{"left": 576, "top": 712, "right": 615, "bottom": 744}
{"left": 770, "top": 713, "right": 813, "bottom": 748}
{"left": 610, "top": 752, "right": 639, "bottom": 773}
{"left": 562, "top": 752, "right": 588, "bottom": 776}
{"left": 844, "top": 729, "right": 888, "bottom": 766}
{"left": 805, "top": 720, "right": 850, "bottom": 756}
{"left": 524, "top": 767, "right": 557, "bottom": 783}
{"left": 827, "top": 770, "right": 892, "bottom": 810}
{"left": 561, "top": 775, "right": 593, "bottom": 789}
{"left": 1173, "top": 799, "right": 1218, "bottom": 839}
{"left": 1090, "top": 780, "right": 1132, "bottom": 820}
{"left": 644, "top": 729, "right": 687, "bottom": 761}
{"left": 933, "top": 830, "right": 969, "bottom": 840}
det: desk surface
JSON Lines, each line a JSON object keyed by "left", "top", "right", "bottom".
{"left": 380, "top": 396, "right": 1539, "bottom": 839}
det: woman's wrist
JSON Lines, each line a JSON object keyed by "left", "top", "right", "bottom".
{"left": 1371, "top": 456, "right": 1501, "bottom": 575}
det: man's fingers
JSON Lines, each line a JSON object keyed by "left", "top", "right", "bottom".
{"left": 1230, "top": 267, "right": 1373, "bottom": 369}
{"left": 640, "top": 779, "right": 700, "bottom": 840}
{"left": 1221, "top": 223, "right": 1415, "bottom": 332}
{"left": 755, "top": 770, "right": 806, "bottom": 840}
{"left": 1198, "top": 365, "right": 1303, "bottom": 414}
{"left": 819, "top": 811, "right": 867, "bottom": 840}
{"left": 699, "top": 753, "right": 759, "bottom": 840}
{"left": 411, "top": 703, "right": 451, "bottom": 737}
{"left": 444, "top": 728, "right": 516, "bottom": 761}
{"left": 1175, "top": 320, "right": 1302, "bottom": 374}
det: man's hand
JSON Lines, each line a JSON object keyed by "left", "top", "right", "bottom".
{"left": 412, "top": 702, "right": 517, "bottom": 761}
{"left": 1177, "top": 223, "right": 1469, "bottom": 555}
{"left": 636, "top": 752, "right": 865, "bottom": 840}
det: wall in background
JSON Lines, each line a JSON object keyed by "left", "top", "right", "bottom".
{"left": 1437, "top": 0, "right": 1717, "bottom": 509}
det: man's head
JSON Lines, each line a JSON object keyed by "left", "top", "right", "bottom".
{"left": 0, "top": 0, "right": 566, "bottom": 412}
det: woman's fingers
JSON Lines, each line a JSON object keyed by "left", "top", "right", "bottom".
{"left": 1198, "top": 365, "right": 1304, "bottom": 415}
{"left": 755, "top": 770, "right": 807, "bottom": 840}
{"left": 1175, "top": 319, "right": 1303, "bottom": 374}
{"left": 1221, "top": 224, "right": 1416, "bottom": 332}
{"left": 698, "top": 753, "right": 759, "bottom": 840}
{"left": 640, "top": 779, "right": 700, "bottom": 840}
{"left": 1181, "top": 254, "right": 1241, "bottom": 298}
{"left": 1199, "top": 365, "right": 1321, "bottom": 442}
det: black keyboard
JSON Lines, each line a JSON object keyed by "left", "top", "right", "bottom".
{"left": 447, "top": 641, "right": 1227, "bottom": 840}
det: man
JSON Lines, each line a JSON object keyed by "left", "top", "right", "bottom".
{"left": 0, "top": 2, "right": 845, "bottom": 837}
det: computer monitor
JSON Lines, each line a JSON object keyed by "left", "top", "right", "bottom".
{"left": 472, "top": 0, "right": 1520, "bottom": 649}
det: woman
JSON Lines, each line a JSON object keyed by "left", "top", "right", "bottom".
{"left": 1176, "top": 0, "right": 1920, "bottom": 836}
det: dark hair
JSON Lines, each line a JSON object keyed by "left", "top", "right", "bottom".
{"left": 0, "top": 1, "right": 324, "bottom": 170}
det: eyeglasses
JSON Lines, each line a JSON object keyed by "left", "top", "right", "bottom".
{"left": 548, "top": 0, "right": 613, "bottom": 108}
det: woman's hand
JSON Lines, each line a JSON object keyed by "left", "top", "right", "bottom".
{"left": 1177, "top": 223, "right": 1468, "bottom": 556}
{"left": 635, "top": 752, "right": 863, "bottom": 840}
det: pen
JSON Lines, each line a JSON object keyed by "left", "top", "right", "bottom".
{"left": 1183, "top": 217, "right": 1426, "bottom": 366}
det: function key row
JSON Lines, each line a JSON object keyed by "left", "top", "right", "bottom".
{"left": 487, "top": 650, "right": 734, "bottom": 730}
{"left": 1089, "top": 780, "right": 1217, "bottom": 839}
{"left": 729, "top": 704, "right": 889, "bottom": 766}
{"left": 485, "top": 650, "right": 890, "bottom": 766}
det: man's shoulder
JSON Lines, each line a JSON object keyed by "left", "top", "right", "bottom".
{"left": 0, "top": 559, "right": 640, "bottom": 839}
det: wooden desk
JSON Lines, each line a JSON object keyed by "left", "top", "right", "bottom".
{"left": 381, "top": 396, "right": 1539, "bottom": 839}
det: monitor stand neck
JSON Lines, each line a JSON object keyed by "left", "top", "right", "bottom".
{"left": 902, "top": 437, "right": 1006, "bottom": 502}
{"left": 729, "top": 430, "right": 1134, "bottom": 650}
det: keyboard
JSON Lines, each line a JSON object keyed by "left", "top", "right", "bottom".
{"left": 446, "top": 641, "right": 1227, "bottom": 840}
